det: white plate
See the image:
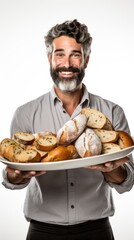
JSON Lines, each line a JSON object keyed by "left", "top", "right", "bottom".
{"left": 0, "top": 145, "right": 134, "bottom": 171}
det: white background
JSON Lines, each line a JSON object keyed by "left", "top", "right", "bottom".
{"left": 0, "top": 0, "right": 134, "bottom": 239}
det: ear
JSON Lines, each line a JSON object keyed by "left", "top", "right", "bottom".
{"left": 48, "top": 54, "right": 51, "bottom": 63}
{"left": 84, "top": 56, "right": 89, "bottom": 68}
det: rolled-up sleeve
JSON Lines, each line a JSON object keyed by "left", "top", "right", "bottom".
{"left": 2, "top": 167, "right": 29, "bottom": 190}
{"left": 108, "top": 157, "right": 134, "bottom": 193}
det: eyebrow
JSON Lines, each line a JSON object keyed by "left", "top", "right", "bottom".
{"left": 54, "top": 49, "right": 82, "bottom": 54}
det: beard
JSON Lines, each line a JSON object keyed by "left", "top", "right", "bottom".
{"left": 50, "top": 66, "right": 85, "bottom": 92}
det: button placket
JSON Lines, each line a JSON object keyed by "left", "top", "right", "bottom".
{"left": 67, "top": 170, "right": 76, "bottom": 223}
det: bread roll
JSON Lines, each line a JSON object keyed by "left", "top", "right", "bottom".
{"left": 14, "top": 149, "right": 41, "bottom": 163}
{"left": 102, "top": 143, "right": 121, "bottom": 154}
{"left": 94, "top": 129, "right": 119, "bottom": 143}
{"left": 74, "top": 128, "right": 102, "bottom": 158}
{"left": 26, "top": 145, "right": 48, "bottom": 158}
{"left": 41, "top": 145, "right": 77, "bottom": 162}
{"left": 117, "top": 131, "right": 134, "bottom": 149}
{"left": 57, "top": 113, "right": 88, "bottom": 145}
{"left": 0, "top": 138, "right": 17, "bottom": 156}
{"left": 14, "top": 132, "right": 35, "bottom": 145}
{"left": 81, "top": 108, "right": 107, "bottom": 129}
{"left": 3, "top": 144, "right": 24, "bottom": 162}
{"left": 102, "top": 117, "right": 114, "bottom": 130}
{"left": 36, "top": 134, "right": 57, "bottom": 151}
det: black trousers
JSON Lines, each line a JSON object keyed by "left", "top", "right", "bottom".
{"left": 26, "top": 218, "right": 115, "bottom": 240}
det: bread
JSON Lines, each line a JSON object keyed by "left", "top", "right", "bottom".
{"left": 102, "top": 117, "right": 114, "bottom": 130}
{"left": 57, "top": 113, "right": 88, "bottom": 145}
{"left": 41, "top": 145, "right": 77, "bottom": 162}
{"left": 81, "top": 108, "right": 107, "bottom": 129}
{"left": 94, "top": 129, "right": 119, "bottom": 143}
{"left": 14, "top": 149, "right": 41, "bottom": 163}
{"left": 74, "top": 128, "right": 102, "bottom": 158}
{"left": 102, "top": 143, "right": 121, "bottom": 154}
{"left": 14, "top": 132, "right": 35, "bottom": 145}
{"left": 36, "top": 134, "right": 57, "bottom": 151}
{"left": 3, "top": 144, "right": 24, "bottom": 162}
{"left": 117, "top": 131, "right": 134, "bottom": 149}
{"left": 26, "top": 145, "right": 48, "bottom": 158}
{"left": 66, "top": 145, "right": 79, "bottom": 159}
{"left": 0, "top": 138, "right": 17, "bottom": 156}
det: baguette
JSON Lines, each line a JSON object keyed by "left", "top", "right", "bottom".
{"left": 57, "top": 113, "right": 88, "bottom": 145}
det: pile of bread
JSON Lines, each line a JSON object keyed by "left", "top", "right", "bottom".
{"left": 0, "top": 108, "right": 133, "bottom": 163}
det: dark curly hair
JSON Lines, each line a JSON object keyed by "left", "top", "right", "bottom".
{"left": 44, "top": 19, "right": 92, "bottom": 58}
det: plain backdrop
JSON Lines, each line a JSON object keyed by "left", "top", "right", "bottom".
{"left": 0, "top": 0, "right": 134, "bottom": 239}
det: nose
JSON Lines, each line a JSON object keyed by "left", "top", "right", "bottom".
{"left": 62, "top": 56, "right": 72, "bottom": 68}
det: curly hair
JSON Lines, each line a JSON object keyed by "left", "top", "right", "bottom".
{"left": 44, "top": 19, "right": 92, "bottom": 57}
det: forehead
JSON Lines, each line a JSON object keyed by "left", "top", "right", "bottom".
{"left": 52, "top": 35, "right": 83, "bottom": 51}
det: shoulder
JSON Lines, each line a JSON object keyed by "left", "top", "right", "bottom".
{"left": 88, "top": 92, "right": 123, "bottom": 113}
{"left": 87, "top": 91, "right": 128, "bottom": 130}
{"left": 17, "top": 92, "right": 51, "bottom": 113}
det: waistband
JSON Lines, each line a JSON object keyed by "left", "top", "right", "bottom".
{"left": 30, "top": 218, "right": 109, "bottom": 234}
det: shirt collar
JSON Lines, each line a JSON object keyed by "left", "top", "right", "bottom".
{"left": 50, "top": 83, "right": 90, "bottom": 106}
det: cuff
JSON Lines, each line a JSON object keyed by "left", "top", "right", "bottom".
{"left": 2, "top": 168, "right": 29, "bottom": 190}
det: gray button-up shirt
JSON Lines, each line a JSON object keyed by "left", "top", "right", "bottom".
{"left": 2, "top": 84, "right": 134, "bottom": 225}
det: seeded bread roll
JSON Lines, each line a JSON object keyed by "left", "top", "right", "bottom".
{"left": 102, "top": 143, "right": 121, "bottom": 154}
{"left": 26, "top": 145, "right": 48, "bottom": 158}
{"left": 14, "top": 132, "right": 35, "bottom": 145}
{"left": 41, "top": 145, "right": 77, "bottom": 162}
{"left": 14, "top": 149, "right": 41, "bottom": 163}
{"left": 36, "top": 134, "right": 57, "bottom": 151}
{"left": 117, "top": 131, "right": 134, "bottom": 149}
{"left": 81, "top": 108, "right": 107, "bottom": 129}
{"left": 57, "top": 113, "right": 88, "bottom": 145}
{"left": 3, "top": 144, "right": 24, "bottom": 162}
{"left": 0, "top": 138, "right": 17, "bottom": 156}
{"left": 94, "top": 129, "right": 119, "bottom": 143}
{"left": 74, "top": 128, "right": 102, "bottom": 158}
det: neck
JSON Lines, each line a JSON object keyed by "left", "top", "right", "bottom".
{"left": 54, "top": 84, "right": 83, "bottom": 116}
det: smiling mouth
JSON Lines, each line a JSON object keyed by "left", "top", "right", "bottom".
{"left": 59, "top": 71, "right": 76, "bottom": 78}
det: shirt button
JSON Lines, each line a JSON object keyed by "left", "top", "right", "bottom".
{"left": 71, "top": 205, "right": 75, "bottom": 209}
{"left": 70, "top": 182, "right": 74, "bottom": 186}
{"left": 63, "top": 110, "right": 66, "bottom": 113}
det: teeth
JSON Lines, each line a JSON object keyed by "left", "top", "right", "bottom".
{"left": 62, "top": 71, "right": 72, "bottom": 75}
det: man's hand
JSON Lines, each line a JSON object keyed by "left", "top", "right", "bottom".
{"left": 6, "top": 166, "right": 46, "bottom": 184}
{"left": 86, "top": 157, "right": 129, "bottom": 184}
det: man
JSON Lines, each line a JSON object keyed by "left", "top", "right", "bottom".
{"left": 2, "top": 19, "right": 134, "bottom": 240}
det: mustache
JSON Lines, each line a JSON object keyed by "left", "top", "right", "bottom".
{"left": 55, "top": 67, "right": 80, "bottom": 73}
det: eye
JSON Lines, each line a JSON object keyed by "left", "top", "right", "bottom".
{"left": 55, "top": 52, "right": 64, "bottom": 58}
{"left": 71, "top": 52, "right": 81, "bottom": 58}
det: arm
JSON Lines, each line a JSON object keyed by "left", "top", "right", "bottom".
{"left": 6, "top": 166, "right": 46, "bottom": 184}
{"left": 2, "top": 166, "right": 46, "bottom": 190}
{"left": 88, "top": 157, "right": 128, "bottom": 184}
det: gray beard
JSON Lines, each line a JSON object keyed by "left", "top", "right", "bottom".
{"left": 50, "top": 66, "right": 85, "bottom": 92}
{"left": 57, "top": 79, "right": 78, "bottom": 92}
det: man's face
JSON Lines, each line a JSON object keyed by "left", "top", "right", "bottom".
{"left": 48, "top": 36, "right": 89, "bottom": 92}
